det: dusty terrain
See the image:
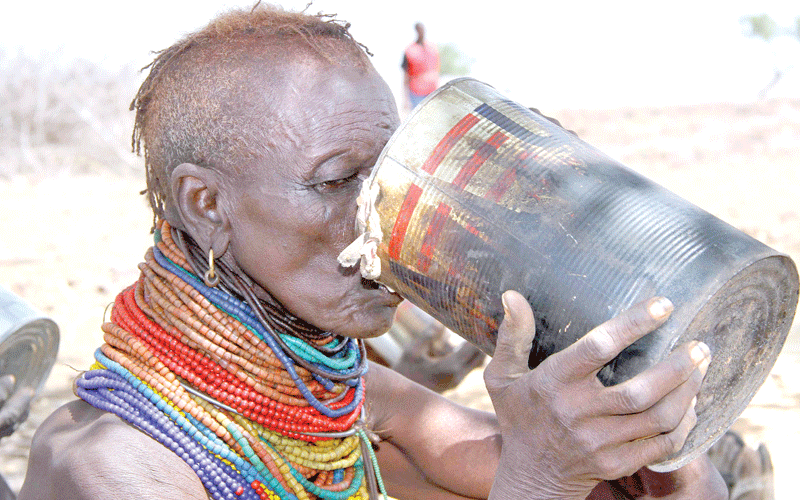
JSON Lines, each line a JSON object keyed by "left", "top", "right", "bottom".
{"left": 1, "top": 97, "right": 799, "bottom": 497}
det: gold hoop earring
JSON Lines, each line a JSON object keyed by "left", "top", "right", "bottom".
{"left": 204, "top": 248, "right": 220, "bottom": 287}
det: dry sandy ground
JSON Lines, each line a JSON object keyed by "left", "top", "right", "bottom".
{"left": 1, "top": 98, "right": 799, "bottom": 497}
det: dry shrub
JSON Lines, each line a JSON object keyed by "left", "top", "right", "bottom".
{"left": 0, "top": 50, "right": 143, "bottom": 177}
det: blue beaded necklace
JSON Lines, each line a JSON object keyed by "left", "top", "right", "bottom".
{"left": 76, "top": 221, "right": 387, "bottom": 499}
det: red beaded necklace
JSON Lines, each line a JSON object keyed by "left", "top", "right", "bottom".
{"left": 78, "top": 220, "right": 384, "bottom": 499}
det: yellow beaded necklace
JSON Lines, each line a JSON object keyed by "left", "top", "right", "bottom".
{"left": 76, "top": 220, "right": 386, "bottom": 500}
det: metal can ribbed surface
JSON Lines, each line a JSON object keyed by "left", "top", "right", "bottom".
{"left": 364, "top": 78, "right": 799, "bottom": 470}
{"left": 0, "top": 286, "right": 59, "bottom": 398}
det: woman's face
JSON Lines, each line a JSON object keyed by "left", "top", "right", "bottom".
{"left": 226, "top": 58, "right": 404, "bottom": 338}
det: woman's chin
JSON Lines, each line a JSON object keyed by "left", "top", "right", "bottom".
{"left": 334, "top": 309, "right": 397, "bottom": 339}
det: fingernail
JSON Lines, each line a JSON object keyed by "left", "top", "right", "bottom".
{"left": 698, "top": 356, "right": 711, "bottom": 376}
{"left": 691, "top": 396, "right": 697, "bottom": 409}
{"left": 690, "top": 342, "right": 711, "bottom": 366}
{"left": 501, "top": 291, "right": 513, "bottom": 327}
{"left": 648, "top": 297, "right": 673, "bottom": 319}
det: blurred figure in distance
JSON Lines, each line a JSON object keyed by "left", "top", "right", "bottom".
{"left": 401, "top": 22, "right": 440, "bottom": 113}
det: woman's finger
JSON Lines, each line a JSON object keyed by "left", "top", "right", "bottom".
{"left": 596, "top": 340, "right": 710, "bottom": 415}
{"left": 613, "top": 403, "right": 698, "bottom": 478}
{"left": 550, "top": 297, "right": 673, "bottom": 382}
{"left": 599, "top": 363, "right": 706, "bottom": 446}
{"left": 484, "top": 290, "right": 537, "bottom": 386}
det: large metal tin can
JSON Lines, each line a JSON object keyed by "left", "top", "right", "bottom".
{"left": 348, "top": 78, "right": 799, "bottom": 470}
{"left": 0, "top": 286, "right": 59, "bottom": 402}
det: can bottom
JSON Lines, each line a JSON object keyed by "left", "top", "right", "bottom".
{"left": 650, "top": 255, "right": 799, "bottom": 471}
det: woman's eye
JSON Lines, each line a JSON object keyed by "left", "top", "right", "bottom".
{"left": 314, "top": 172, "right": 362, "bottom": 192}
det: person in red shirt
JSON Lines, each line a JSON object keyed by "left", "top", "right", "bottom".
{"left": 18, "top": 6, "right": 727, "bottom": 500}
{"left": 401, "top": 22, "right": 440, "bottom": 111}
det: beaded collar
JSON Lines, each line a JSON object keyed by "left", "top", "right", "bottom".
{"left": 76, "top": 220, "right": 386, "bottom": 500}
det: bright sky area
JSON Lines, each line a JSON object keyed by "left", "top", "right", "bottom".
{"left": 3, "top": 0, "right": 799, "bottom": 110}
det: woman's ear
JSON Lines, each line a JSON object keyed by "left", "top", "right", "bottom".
{"left": 170, "top": 163, "right": 231, "bottom": 257}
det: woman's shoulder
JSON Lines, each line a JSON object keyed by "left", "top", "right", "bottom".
{"left": 18, "top": 399, "right": 208, "bottom": 500}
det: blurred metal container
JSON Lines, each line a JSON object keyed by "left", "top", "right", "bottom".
{"left": 356, "top": 78, "right": 799, "bottom": 470}
{"left": 0, "top": 286, "right": 59, "bottom": 399}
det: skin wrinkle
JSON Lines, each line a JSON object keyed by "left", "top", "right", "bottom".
{"left": 215, "top": 54, "right": 402, "bottom": 339}
{"left": 18, "top": 7, "right": 729, "bottom": 500}
{"left": 135, "top": 19, "right": 371, "bottom": 220}
{"left": 298, "top": 102, "right": 394, "bottom": 162}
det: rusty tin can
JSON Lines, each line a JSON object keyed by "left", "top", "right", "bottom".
{"left": 341, "top": 78, "right": 798, "bottom": 471}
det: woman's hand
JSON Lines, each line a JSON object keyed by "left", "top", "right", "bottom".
{"left": 485, "top": 291, "right": 711, "bottom": 499}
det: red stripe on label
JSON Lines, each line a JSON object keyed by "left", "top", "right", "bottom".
{"left": 447, "top": 252, "right": 466, "bottom": 278}
{"left": 421, "top": 113, "right": 481, "bottom": 174}
{"left": 451, "top": 131, "right": 509, "bottom": 190}
{"left": 485, "top": 150, "right": 529, "bottom": 202}
{"left": 485, "top": 167, "right": 517, "bottom": 202}
{"left": 388, "top": 183, "right": 423, "bottom": 260}
{"left": 464, "top": 223, "right": 481, "bottom": 237}
{"left": 417, "top": 202, "right": 452, "bottom": 273}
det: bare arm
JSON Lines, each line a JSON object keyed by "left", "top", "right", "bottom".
{"left": 18, "top": 399, "right": 208, "bottom": 500}
{"left": 587, "top": 457, "right": 727, "bottom": 499}
{"left": 367, "top": 362, "right": 501, "bottom": 499}
{"left": 19, "top": 291, "right": 726, "bottom": 500}
{"left": 366, "top": 291, "right": 726, "bottom": 500}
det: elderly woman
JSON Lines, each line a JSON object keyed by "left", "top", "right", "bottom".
{"left": 19, "top": 5, "right": 725, "bottom": 500}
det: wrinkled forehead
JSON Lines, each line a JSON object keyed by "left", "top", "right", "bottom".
{"left": 187, "top": 37, "right": 390, "bottom": 141}
{"left": 269, "top": 59, "right": 399, "bottom": 168}
{"left": 210, "top": 38, "right": 398, "bottom": 181}
{"left": 226, "top": 36, "right": 369, "bottom": 98}
{"left": 216, "top": 37, "right": 393, "bottom": 130}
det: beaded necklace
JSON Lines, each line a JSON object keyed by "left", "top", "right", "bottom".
{"left": 76, "top": 220, "right": 387, "bottom": 500}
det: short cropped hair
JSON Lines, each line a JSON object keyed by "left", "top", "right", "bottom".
{"left": 131, "top": 3, "right": 371, "bottom": 220}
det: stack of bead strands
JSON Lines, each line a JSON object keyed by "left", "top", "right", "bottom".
{"left": 76, "top": 220, "right": 386, "bottom": 500}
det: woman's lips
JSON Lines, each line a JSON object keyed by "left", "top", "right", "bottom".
{"left": 358, "top": 276, "right": 403, "bottom": 306}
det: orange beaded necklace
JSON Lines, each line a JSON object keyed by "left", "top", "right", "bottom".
{"left": 76, "top": 220, "right": 386, "bottom": 500}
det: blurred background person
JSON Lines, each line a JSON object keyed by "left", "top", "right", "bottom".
{"left": 401, "top": 22, "right": 440, "bottom": 113}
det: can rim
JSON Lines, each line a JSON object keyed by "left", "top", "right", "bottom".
{"left": 363, "top": 77, "right": 493, "bottom": 211}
